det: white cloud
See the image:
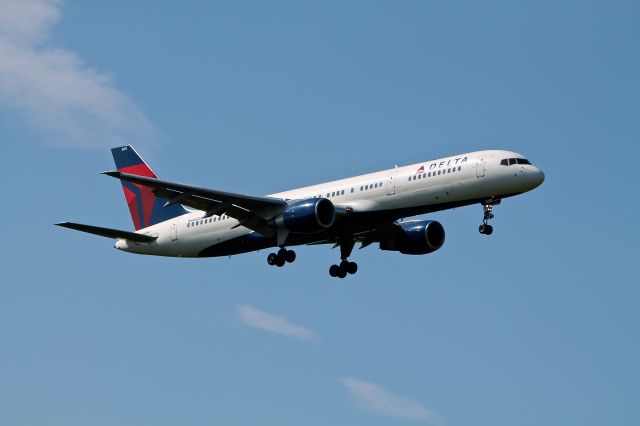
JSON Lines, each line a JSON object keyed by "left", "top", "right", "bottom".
{"left": 0, "top": 0, "right": 155, "bottom": 148}
{"left": 341, "top": 377, "right": 441, "bottom": 424}
{"left": 237, "top": 305, "right": 315, "bottom": 341}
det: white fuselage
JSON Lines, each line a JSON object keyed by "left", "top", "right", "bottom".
{"left": 115, "top": 150, "right": 544, "bottom": 257}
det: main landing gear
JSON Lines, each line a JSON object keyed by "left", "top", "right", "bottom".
{"left": 479, "top": 199, "right": 500, "bottom": 235}
{"left": 329, "top": 238, "right": 358, "bottom": 279}
{"left": 267, "top": 247, "right": 296, "bottom": 267}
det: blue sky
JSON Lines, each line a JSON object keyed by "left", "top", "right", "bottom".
{"left": 1, "top": 1, "right": 638, "bottom": 425}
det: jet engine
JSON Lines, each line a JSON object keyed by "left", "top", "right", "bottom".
{"left": 379, "top": 220, "right": 445, "bottom": 255}
{"left": 274, "top": 198, "right": 335, "bottom": 234}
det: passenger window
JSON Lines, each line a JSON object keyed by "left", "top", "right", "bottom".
{"left": 438, "top": 170, "right": 441, "bottom": 175}
{"left": 360, "top": 186, "right": 363, "bottom": 191}
{"left": 351, "top": 188, "right": 354, "bottom": 193}
{"left": 341, "top": 190, "right": 345, "bottom": 195}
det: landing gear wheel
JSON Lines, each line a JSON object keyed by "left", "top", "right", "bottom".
{"left": 339, "top": 260, "right": 358, "bottom": 275}
{"left": 267, "top": 253, "right": 278, "bottom": 265}
{"left": 277, "top": 247, "right": 296, "bottom": 263}
{"left": 337, "top": 268, "right": 348, "bottom": 279}
{"left": 479, "top": 200, "right": 499, "bottom": 236}
{"left": 329, "top": 264, "right": 340, "bottom": 277}
{"left": 275, "top": 256, "right": 286, "bottom": 267}
{"left": 284, "top": 250, "right": 296, "bottom": 263}
{"left": 479, "top": 224, "right": 494, "bottom": 235}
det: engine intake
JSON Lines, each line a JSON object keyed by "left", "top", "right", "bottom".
{"left": 275, "top": 198, "right": 335, "bottom": 234}
{"left": 380, "top": 220, "right": 445, "bottom": 255}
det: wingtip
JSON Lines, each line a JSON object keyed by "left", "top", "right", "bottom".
{"left": 102, "top": 170, "right": 120, "bottom": 177}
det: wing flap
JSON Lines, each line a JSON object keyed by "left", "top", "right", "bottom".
{"left": 56, "top": 222, "right": 157, "bottom": 243}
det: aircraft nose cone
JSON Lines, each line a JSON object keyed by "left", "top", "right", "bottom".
{"left": 530, "top": 167, "right": 545, "bottom": 188}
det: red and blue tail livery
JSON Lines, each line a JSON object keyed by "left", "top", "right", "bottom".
{"left": 111, "top": 145, "right": 187, "bottom": 230}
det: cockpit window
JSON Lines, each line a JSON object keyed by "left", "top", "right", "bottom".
{"left": 501, "top": 158, "right": 532, "bottom": 166}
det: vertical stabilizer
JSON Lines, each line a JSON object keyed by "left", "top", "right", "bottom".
{"left": 111, "top": 145, "right": 187, "bottom": 230}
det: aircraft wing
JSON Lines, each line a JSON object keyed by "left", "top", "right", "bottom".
{"left": 103, "top": 171, "right": 286, "bottom": 236}
{"left": 56, "top": 222, "right": 157, "bottom": 243}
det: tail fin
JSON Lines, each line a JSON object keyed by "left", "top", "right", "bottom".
{"left": 111, "top": 145, "right": 188, "bottom": 230}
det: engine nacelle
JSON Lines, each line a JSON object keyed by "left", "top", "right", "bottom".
{"left": 379, "top": 220, "right": 445, "bottom": 255}
{"left": 275, "top": 198, "right": 335, "bottom": 234}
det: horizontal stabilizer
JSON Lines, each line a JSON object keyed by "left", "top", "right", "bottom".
{"left": 55, "top": 222, "right": 157, "bottom": 243}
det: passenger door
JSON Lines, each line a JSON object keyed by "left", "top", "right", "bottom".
{"left": 170, "top": 223, "right": 178, "bottom": 241}
{"left": 386, "top": 176, "right": 395, "bottom": 195}
{"left": 476, "top": 157, "right": 486, "bottom": 178}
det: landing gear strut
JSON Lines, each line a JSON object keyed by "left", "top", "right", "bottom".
{"left": 329, "top": 238, "right": 358, "bottom": 278}
{"left": 479, "top": 199, "right": 499, "bottom": 235}
{"left": 267, "top": 247, "right": 296, "bottom": 267}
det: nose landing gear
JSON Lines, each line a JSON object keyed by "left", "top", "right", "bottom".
{"left": 479, "top": 199, "right": 500, "bottom": 235}
{"left": 267, "top": 247, "right": 296, "bottom": 267}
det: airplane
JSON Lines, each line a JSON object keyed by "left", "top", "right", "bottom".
{"left": 57, "top": 145, "right": 544, "bottom": 278}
